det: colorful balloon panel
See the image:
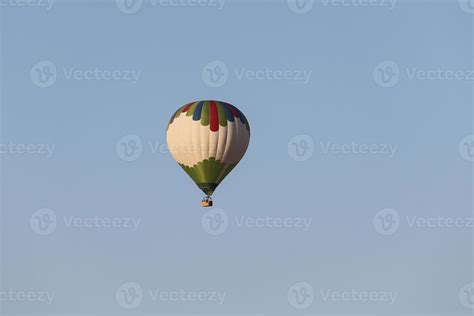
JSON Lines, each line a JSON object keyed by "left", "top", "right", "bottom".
{"left": 166, "top": 101, "right": 250, "bottom": 196}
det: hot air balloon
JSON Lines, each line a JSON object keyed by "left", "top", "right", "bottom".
{"left": 166, "top": 100, "right": 250, "bottom": 207}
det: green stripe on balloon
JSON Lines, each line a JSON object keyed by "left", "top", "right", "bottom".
{"left": 174, "top": 106, "right": 184, "bottom": 118}
{"left": 216, "top": 102, "right": 227, "bottom": 127}
{"left": 201, "top": 101, "right": 210, "bottom": 126}
{"left": 179, "top": 157, "right": 237, "bottom": 196}
{"left": 186, "top": 102, "right": 197, "bottom": 117}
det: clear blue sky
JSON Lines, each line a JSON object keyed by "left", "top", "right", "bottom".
{"left": 1, "top": 0, "right": 472, "bottom": 315}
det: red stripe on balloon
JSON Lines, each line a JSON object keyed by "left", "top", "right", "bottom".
{"left": 209, "top": 101, "right": 219, "bottom": 132}
{"left": 182, "top": 103, "right": 192, "bottom": 113}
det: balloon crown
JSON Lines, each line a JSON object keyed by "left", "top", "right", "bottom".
{"left": 167, "top": 100, "right": 250, "bottom": 133}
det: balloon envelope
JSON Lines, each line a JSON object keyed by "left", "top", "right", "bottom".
{"left": 166, "top": 100, "right": 250, "bottom": 196}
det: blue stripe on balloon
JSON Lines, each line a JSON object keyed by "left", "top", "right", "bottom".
{"left": 236, "top": 108, "right": 248, "bottom": 125}
{"left": 193, "top": 101, "right": 204, "bottom": 121}
{"left": 220, "top": 102, "right": 235, "bottom": 122}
